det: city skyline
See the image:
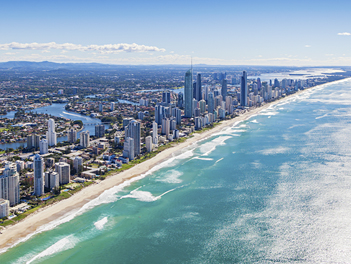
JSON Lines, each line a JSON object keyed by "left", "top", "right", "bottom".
{"left": 1, "top": 0, "right": 351, "bottom": 66}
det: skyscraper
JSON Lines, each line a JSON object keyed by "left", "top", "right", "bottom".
{"left": 240, "top": 71, "right": 248, "bottom": 107}
{"left": 44, "top": 170, "right": 59, "bottom": 190}
{"left": 39, "top": 139, "right": 48, "bottom": 154}
{"left": 177, "top": 92, "right": 184, "bottom": 108}
{"left": 80, "top": 131, "right": 90, "bottom": 148}
{"left": 0, "top": 162, "right": 20, "bottom": 206}
{"left": 34, "top": 154, "right": 44, "bottom": 196}
{"left": 221, "top": 79, "right": 227, "bottom": 99}
{"left": 162, "top": 91, "right": 171, "bottom": 104}
{"left": 123, "top": 137, "right": 134, "bottom": 160}
{"left": 195, "top": 73, "right": 202, "bottom": 101}
{"left": 145, "top": 136, "right": 152, "bottom": 153}
{"left": 110, "top": 102, "right": 115, "bottom": 111}
{"left": 184, "top": 70, "right": 193, "bottom": 118}
{"left": 208, "top": 93, "right": 214, "bottom": 114}
{"left": 74, "top": 156, "right": 83, "bottom": 174}
{"left": 67, "top": 128, "right": 77, "bottom": 143}
{"left": 95, "top": 124, "right": 105, "bottom": 138}
{"left": 55, "top": 162, "right": 70, "bottom": 185}
{"left": 257, "top": 78, "right": 262, "bottom": 91}
{"left": 161, "top": 118, "right": 170, "bottom": 135}
{"left": 125, "top": 120, "right": 141, "bottom": 156}
{"left": 152, "top": 121, "right": 158, "bottom": 145}
{"left": 46, "top": 119, "right": 57, "bottom": 147}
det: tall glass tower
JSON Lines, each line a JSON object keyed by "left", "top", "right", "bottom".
{"left": 195, "top": 73, "right": 202, "bottom": 101}
{"left": 240, "top": 71, "right": 248, "bottom": 107}
{"left": 221, "top": 79, "right": 227, "bottom": 99}
{"left": 184, "top": 70, "right": 193, "bottom": 118}
{"left": 34, "top": 154, "right": 44, "bottom": 196}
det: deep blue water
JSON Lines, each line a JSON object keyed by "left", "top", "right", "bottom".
{"left": 1, "top": 79, "right": 351, "bottom": 263}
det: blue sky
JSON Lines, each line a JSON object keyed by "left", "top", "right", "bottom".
{"left": 1, "top": 0, "right": 351, "bottom": 66}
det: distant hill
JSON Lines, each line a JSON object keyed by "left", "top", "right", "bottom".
{"left": 0, "top": 61, "right": 114, "bottom": 70}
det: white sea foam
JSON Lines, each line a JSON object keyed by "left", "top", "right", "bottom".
{"left": 316, "top": 114, "right": 329, "bottom": 119}
{"left": 251, "top": 119, "right": 259, "bottom": 123}
{"left": 215, "top": 158, "right": 224, "bottom": 164}
{"left": 120, "top": 185, "right": 183, "bottom": 202}
{"left": 94, "top": 217, "right": 108, "bottom": 230}
{"left": 199, "top": 136, "right": 232, "bottom": 156}
{"left": 155, "top": 169, "right": 183, "bottom": 184}
{"left": 258, "top": 147, "right": 290, "bottom": 155}
{"left": 192, "top": 157, "right": 214, "bottom": 161}
{"left": 259, "top": 111, "right": 279, "bottom": 116}
{"left": 26, "top": 235, "right": 78, "bottom": 264}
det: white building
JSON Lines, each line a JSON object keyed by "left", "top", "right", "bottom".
{"left": 145, "top": 136, "right": 152, "bottom": 152}
{"left": 15, "top": 160, "right": 25, "bottom": 173}
{"left": 39, "top": 139, "right": 48, "bottom": 154}
{"left": 46, "top": 119, "right": 57, "bottom": 146}
{"left": 0, "top": 199, "right": 9, "bottom": 218}
{"left": 44, "top": 170, "right": 59, "bottom": 190}
{"left": 80, "top": 131, "right": 90, "bottom": 148}
{"left": 123, "top": 137, "right": 134, "bottom": 160}
{"left": 152, "top": 121, "right": 158, "bottom": 145}
{"left": 0, "top": 162, "right": 20, "bottom": 206}
{"left": 110, "top": 102, "right": 115, "bottom": 111}
{"left": 55, "top": 162, "right": 70, "bottom": 185}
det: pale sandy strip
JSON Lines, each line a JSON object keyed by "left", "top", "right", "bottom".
{"left": 0, "top": 78, "right": 348, "bottom": 251}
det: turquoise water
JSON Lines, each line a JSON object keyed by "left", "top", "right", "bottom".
{"left": 1, "top": 79, "right": 351, "bottom": 263}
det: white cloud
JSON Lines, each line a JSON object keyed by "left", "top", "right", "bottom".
{"left": 0, "top": 42, "right": 166, "bottom": 53}
{"left": 337, "top": 32, "right": 351, "bottom": 36}
{"left": 305, "top": 45, "right": 311, "bottom": 48}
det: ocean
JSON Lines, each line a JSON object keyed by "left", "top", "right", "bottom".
{"left": 1, "top": 79, "right": 351, "bottom": 263}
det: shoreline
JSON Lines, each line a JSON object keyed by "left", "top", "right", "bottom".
{"left": 0, "top": 77, "right": 349, "bottom": 252}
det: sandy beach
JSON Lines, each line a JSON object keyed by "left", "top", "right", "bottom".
{"left": 0, "top": 79, "right": 347, "bottom": 252}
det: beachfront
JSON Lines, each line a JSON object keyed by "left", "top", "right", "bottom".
{"left": 0, "top": 78, "right": 348, "bottom": 252}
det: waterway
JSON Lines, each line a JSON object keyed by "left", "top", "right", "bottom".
{"left": 0, "top": 104, "right": 107, "bottom": 150}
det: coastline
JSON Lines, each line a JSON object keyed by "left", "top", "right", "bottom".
{"left": 0, "top": 78, "right": 349, "bottom": 252}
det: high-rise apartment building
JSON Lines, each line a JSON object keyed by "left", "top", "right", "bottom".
{"left": 222, "top": 79, "right": 227, "bottom": 99}
{"left": 55, "top": 162, "right": 70, "bottom": 185}
{"left": 0, "top": 162, "right": 20, "bottom": 206}
{"left": 34, "top": 154, "right": 44, "bottom": 196}
{"left": 67, "top": 128, "right": 77, "bottom": 143}
{"left": 74, "top": 156, "right": 83, "bottom": 174}
{"left": 195, "top": 73, "right": 202, "bottom": 101}
{"left": 46, "top": 119, "right": 57, "bottom": 146}
{"left": 152, "top": 121, "right": 158, "bottom": 145}
{"left": 240, "top": 71, "right": 248, "bottom": 107}
{"left": 123, "top": 137, "right": 134, "bottom": 160}
{"left": 95, "top": 124, "right": 105, "bottom": 138}
{"left": 208, "top": 93, "right": 215, "bottom": 114}
{"left": 125, "top": 120, "right": 141, "bottom": 156}
{"left": 39, "top": 139, "right": 48, "bottom": 154}
{"left": 184, "top": 70, "right": 193, "bottom": 118}
{"left": 162, "top": 91, "right": 171, "bottom": 104}
{"left": 44, "top": 170, "right": 59, "bottom": 190}
{"left": 80, "top": 131, "right": 90, "bottom": 148}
